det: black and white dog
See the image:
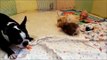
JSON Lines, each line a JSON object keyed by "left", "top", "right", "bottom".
{"left": 0, "top": 13, "right": 33, "bottom": 59}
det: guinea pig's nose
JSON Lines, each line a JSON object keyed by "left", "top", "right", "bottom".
{"left": 23, "top": 41, "right": 29, "bottom": 47}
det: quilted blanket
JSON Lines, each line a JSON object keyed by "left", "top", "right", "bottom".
{"left": 79, "top": 22, "right": 107, "bottom": 41}
{"left": 4, "top": 36, "right": 107, "bottom": 60}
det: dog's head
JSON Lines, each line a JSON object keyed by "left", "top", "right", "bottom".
{"left": 3, "top": 16, "right": 30, "bottom": 48}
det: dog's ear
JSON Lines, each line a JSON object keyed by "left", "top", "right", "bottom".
{"left": 19, "top": 16, "right": 33, "bottom": 41}
{"left": 20, "top": 16, "right": 27, "bottom": 26}
{"left": 19, "top": 16, "right": 27, "bottom": 35}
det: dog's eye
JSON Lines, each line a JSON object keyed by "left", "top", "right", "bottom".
{"left": 17, "top": 39, "right": 23, "bottom": 44}
{"left": 18, "top": 30, "right": 21, "bottom": 33}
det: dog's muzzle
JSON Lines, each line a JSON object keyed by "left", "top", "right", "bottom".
{"left": 16, "top": 39, "right": 29, "bottom": 48}
{"left": 23, "top": 40, "right": 29, "bottom": 47}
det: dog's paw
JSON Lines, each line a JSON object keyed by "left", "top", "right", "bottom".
{"left": 9, "top": 54, "right": 17, "bottom": 59}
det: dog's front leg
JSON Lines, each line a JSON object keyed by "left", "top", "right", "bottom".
{"left": 0, "top": 46, "right": 17, "bottom": 59}
{"left": 9, "top": 53, "right": 17, "bottom": 59}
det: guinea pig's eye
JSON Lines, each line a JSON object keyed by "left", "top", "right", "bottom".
{"left": 68, "top": 18, "right": 71, "bottom": 21}
{"left": 67, "top": 18, "right": 71, "bottom": 22}
{"left": 58, "top": 19, "right": 61, "bottom": 22}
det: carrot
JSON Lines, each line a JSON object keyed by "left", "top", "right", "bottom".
{"left": 26, "top": 45, "right": 32, "bottom": 50}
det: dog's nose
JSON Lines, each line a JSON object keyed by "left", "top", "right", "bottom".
{"left": 23, "top": 41, "right": 29, "bottom": 47}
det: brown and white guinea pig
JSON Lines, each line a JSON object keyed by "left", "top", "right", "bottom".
{"left": 57, "top": 14, "right": 79, "bottom": 27}
{"left": 67, "top": 14, "right": 80, "bottom": 24}
{"left": 57, "top": 15, "right": 79, "bottom": 36}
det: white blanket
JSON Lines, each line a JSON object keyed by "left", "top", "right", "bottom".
{"left": 4, "top": 36, "right": 107, "bottom": 60}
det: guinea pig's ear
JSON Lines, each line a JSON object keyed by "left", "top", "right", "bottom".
{"left": 20, "top": 16, "right": 27, "bottom": 27}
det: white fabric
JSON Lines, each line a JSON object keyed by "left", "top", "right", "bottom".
{"left": 4, "top": 36, "right": 107, "bottom": 60}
